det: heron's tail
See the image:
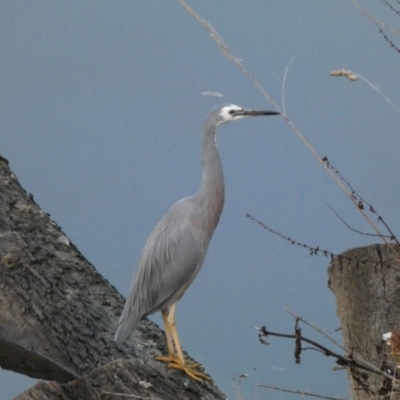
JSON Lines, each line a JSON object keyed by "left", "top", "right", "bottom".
{"left": 114, "top": 305, "right": 141, "bottom": 343}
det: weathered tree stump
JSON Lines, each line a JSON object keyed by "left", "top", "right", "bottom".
{"left": 0, "top": 155, "right": 225, "bottom": 400}
{"left": 328, "top": 243, "right": 400, "bottom": 400}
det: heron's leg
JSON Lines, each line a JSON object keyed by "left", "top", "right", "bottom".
{"left": 165, "top": 303, "right": 186, "bottom": 365}
{"left": 157, "top": 303, "right": 210, "bottom": 382}
{"left": 155, "top": 308, "right": 176, "bottom": 361}
{"left": 162, "top": 308, "right": 175, "bottom": 357}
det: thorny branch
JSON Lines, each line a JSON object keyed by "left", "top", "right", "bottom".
{"left": 350, "top": 0, "right": 400, "bottom": 53}
{"left": 382, "top": 0, "right": 400, "bottom": 17}
{"left": 378, "top": 26, "right": 400, "bottom": 54}
{"left": 378, "top": 0, "right": 400, "bottom": 53}
{"left": 246, "top": 213, "right": 400, "bottom": 273}
{"left": 246, "top": 212, "right": 336, "bottom": 258}
{"left": 321, "top": 156, "right": 399, "bottom": 246}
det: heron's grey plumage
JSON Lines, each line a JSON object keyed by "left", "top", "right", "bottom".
{"left": 114, "top": 104, "right": 279, "bottom": 344}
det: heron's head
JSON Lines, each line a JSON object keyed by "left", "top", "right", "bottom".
{"left": 209, "top": 104, "right": 279, "bottom": 127}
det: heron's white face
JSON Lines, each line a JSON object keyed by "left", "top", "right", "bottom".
{"left": 218, "top": 104, "right": 245, "bottom": 124}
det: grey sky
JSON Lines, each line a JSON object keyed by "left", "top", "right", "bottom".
{"left": 1, "top": 1, "right": 399, "bottom": 399}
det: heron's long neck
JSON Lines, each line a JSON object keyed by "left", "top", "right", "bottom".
{"left": 198, "top": 122, "right": 225, "bottom": 233}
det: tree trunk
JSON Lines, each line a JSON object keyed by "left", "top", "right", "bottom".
{"left": 328, "top": 243, "right": 400, "bottom": 400}
{"left": 0, "top": 155, "right": 225, "bottom": 400}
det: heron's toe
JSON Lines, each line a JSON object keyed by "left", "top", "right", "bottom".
{"left": 156, "top": 355, "right": 210, "bottom": 381}
{"left": 168, "top": 362, "right": 211, "bottom": 382}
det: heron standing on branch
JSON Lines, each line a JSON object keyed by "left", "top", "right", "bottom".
{"left": 114, "top": 104, "right": 279, "bottom": 381}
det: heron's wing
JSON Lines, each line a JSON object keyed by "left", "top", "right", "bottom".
{"left": 114, "top": 199, "right": 206, "bottom": 342}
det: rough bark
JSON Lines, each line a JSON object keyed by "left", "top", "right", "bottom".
{"left": 328, "top": 243, "right": 400, "bottom": 400}
{"left": 15, "top": 358, "right": 220, "bottom": 400}
{"left": 0, "top": 155, "right": 225, "bottom": 400}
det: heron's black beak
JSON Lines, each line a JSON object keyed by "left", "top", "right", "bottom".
{"left": 233, "top": 109, "right": 280, "bottom": 117}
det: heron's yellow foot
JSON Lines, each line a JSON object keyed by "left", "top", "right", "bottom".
{"left": 156, "top": 355, "right": 210, "bottom": 382}
{"left": 168, "top": 362, "right": 211, "bottom": 381}
{"left": 156, "top": 355, "right": 200, "bottom": 368}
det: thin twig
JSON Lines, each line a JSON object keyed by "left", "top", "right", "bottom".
{"left": 285, "top": 309, "right": 346, "bottom": 351}
{"left": 356, "top": 72, "right": 400, "bottom": 115}
{"left": 258, "top": 384, "right": 349, "bottom": 400}
{"left": 282, "top": 56, "right": 295, "bottom": 115}
{"left": 324, "top": 202, "right": 392, "bottom": 239}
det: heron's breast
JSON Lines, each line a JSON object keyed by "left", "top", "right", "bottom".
{"left": 188, "top": 215, "right": 209, "bottom": 237}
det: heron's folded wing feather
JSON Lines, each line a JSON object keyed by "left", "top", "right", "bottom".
{"left": 114, "top": 199, "right": 205, "bottom": 342}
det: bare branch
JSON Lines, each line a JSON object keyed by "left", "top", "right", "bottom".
{"left": 285, "top": 309, "right": 346, "bottom": 351}
{"left": 258, "top": 325, "right": 345, "bottom": 361}
{"left": 258, "top": 324, "right": 400, "bottom": 384}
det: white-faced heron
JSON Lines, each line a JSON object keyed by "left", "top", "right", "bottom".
{"left": 114, "top": 104, "right": 279, "bottom": 381}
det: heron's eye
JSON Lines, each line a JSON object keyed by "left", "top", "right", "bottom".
{"left": 229, "top": 110, "right": 235, "bottom": 115}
